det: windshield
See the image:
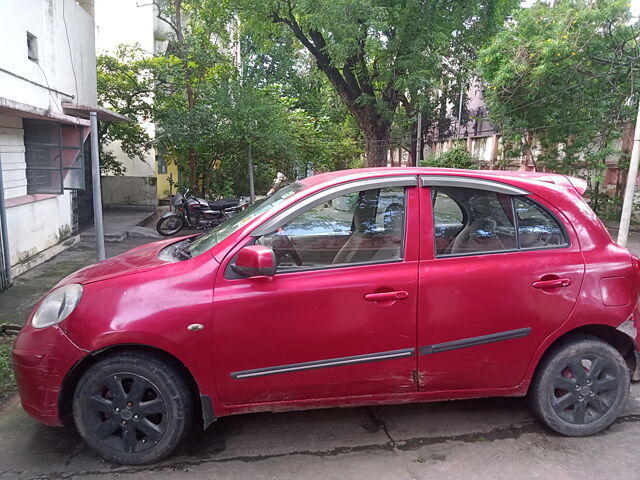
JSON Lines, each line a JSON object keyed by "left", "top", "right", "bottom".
{"left": 185, "top": 182, "right": 305, "bottom": 258}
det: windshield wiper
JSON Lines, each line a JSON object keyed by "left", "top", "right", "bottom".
{"left": 175, "top": 248, "right": 191, "bottom": 260}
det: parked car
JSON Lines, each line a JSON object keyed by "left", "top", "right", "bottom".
{"left": 13, "top": 168, "right": 640, "bottom": 465}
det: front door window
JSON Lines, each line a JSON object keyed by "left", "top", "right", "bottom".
{"left": 257, "top": 186, "right": 406, "bottom": 270}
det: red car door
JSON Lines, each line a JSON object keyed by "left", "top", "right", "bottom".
{"left": 417, "top": 178, "right": 585, "bottom": 392}
{"left": 212, "top": 179, "right": 420, "bottom": 405}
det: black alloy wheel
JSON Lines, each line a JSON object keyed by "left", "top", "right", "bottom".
{"left": 529, "top": 336, "right": 629, "bottom": 436}
{"left": 73, "top": 352, "right": 192, "bottom": 464}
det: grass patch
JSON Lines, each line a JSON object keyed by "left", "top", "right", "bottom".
{"left": 0, "top": 339, "right": 15, "bottom": 400}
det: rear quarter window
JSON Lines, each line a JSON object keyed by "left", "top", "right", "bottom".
{"left": 514, "top": 197, "right": 569, "bottom": 249}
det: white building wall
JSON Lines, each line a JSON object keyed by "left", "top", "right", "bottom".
{"left": 0, "top": 115, "right": 27, "bottom": 199}
{"left": 0, "top": 113, "right": 75, "bottom": 276}
{"left": 0, "top": 0, "right": 96, "bottom": 109}
{"left": 5, "top": 191, "right": 74, "bottom": 276}
{"left": 0, "top": 0, "right": 95, "bottom": 277}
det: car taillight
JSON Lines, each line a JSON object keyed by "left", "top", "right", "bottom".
{"left": 632, "top": 255, "right": 640, "bottom": 291}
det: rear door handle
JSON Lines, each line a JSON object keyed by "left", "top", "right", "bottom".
{"left": 365, "top": 291, "right": 409, "bottom": 301}
{"left": 532, "top": 278, "right": 571, "bottom": 289}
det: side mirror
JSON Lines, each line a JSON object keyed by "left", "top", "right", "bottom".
{"left": 233, "top": 245, "right": 277, "bottom": 277}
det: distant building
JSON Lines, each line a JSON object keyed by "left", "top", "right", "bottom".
{"left": 0, "top": 0, "right": 121, "bottom": 290}
{"left": 95, "top": 0, "right": 161, "bottom": 208}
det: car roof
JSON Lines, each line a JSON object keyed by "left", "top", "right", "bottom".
{"left": 298, "top": 167, "right": 587, "bottom": 196}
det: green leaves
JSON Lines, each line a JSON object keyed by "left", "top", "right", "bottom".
{"left": 97, "top": 45, "right": 154, "bottom": 175}
{"left": 478, "top": 0, "right": 638, "bottom": 140}
{"left": 149, "top": 0, "right": 365, "bottom": 195}
{"left": 235, "top": 0, "right": 517, "bottom": 165}
{"left": 422, "top": 146, "right": 478, "bottom": 169}
{"left": 477, "top": 0, "right": 639, "bottom": 214}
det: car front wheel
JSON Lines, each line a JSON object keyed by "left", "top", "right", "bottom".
{"left": 73, "top": 352, "right": 193, "bottom": 465}
{"left": 528, "top": 336, "right": 630, "bottom": 436}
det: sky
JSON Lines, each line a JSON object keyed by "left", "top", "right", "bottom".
{"left": 94, "top": 0, "right": 155, "bottom": 55}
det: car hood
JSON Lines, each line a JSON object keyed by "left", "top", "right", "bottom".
{"left": 56, "top": 237, "right": 189, "bottom": 287}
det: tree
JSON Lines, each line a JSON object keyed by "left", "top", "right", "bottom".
{"left": 422, "top": 145, "right": 478, "bottom": 169}
{"left": 239, "top": 25, "right": 365, "bottom": 171}
{"left": 477, "top": 0, "right": 640, "bottom": 213}
{"left": 96, "top": 45, "right": 154, "bottom": 175}
{"left": 152, "top": 3, "right": 366, "bottom": 196}
{"left": 236, "top": 0, "right": 516, "bottom": 166}
{"left": 152, "top": 0, "right": 232, "bottom": 193}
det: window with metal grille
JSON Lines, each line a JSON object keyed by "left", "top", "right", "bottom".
{"left": 23, "top": 120, "right": 86, "bottom": 194}
{"left": 157, "top": 148, "right": 167, "bottom": 174}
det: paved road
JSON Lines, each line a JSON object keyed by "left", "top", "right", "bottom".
{"left": 2, "top": 229, "right": 640, "bottom": 479}
{"left": 2, "top": 384, "right": 640, "bottom": 479}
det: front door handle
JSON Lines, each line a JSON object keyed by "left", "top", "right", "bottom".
{"left": 364, "top": 291, "right": 409, "bottom": 301}
{"left": 533, "top": 278, "right": 571, "bottom": 289}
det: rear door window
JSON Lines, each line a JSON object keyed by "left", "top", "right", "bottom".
{"left": 431, "top": 186, "right": 569, "bottom": 257}
{"left": 514, "top": 197, "right": 569, "bottom": 249}
{"left": 432, "top": 187, "right": 516, "bottom": 256}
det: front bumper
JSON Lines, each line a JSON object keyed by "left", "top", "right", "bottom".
{"left": 12, "top": 324, "right": 87, "bottom": 426}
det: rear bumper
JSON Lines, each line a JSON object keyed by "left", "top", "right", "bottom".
{"left": 12, "top": 325, "right": 87, "bottom": 426}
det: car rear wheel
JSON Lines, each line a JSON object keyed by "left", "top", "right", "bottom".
{"left": 73, "top": 352, "right": 193, "bottom": 465}
{"left": 528, "top": 336, "right": 629, "bottom": 436}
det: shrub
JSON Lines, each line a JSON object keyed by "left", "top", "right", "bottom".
{"left": 421, "top": 146, "right": 478, "bottom": 169}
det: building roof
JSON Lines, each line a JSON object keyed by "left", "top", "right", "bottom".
{"left": 61, "top": 103, "right": 131, "bottom": 123}
{"left": 0, "top": 97, "right": 90, "bottom": 126}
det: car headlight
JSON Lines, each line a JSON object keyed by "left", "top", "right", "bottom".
{"left": 32, "top": 284, "right": 83, "bottom": 329}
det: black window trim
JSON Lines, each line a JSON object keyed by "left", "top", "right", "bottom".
{"left": 421, "top": 174, "right": 529, "bottom": 195}
{"left": 429, "top": 187, "right": 571, "bottom": 259}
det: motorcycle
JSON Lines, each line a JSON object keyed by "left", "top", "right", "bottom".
{"left": 156, "top": 190, "right": 249, "bottom": 236}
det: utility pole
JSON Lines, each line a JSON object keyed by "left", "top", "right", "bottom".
{"left": 235, "top": 15, "right": 255, "bottom": 204}
{"left": 456, "top": 80, "right": 464, "bottom": 140}
{"left": 416, "top": 112, "right": 422, "bottom": 167}
{"left": 617, "top": 103, "right": 640, "bottom": 247}
{"left": 90, "top": 112, "right": 106, "bottom": 261}
{"left": 248, "top": 142, "right": 255, "bottom": 204}
{"left": 0, "top": 154, "right": 12, "bottom": 288}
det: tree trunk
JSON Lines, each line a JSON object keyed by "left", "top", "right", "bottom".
{"left": 174, "top": 0, "right": 200, "bottom": 194}
{"left": 188, "top": 148, "right": 197, "bottom": 195}
{"left": 357, "top": 111, "right": 391, "bottom": 167}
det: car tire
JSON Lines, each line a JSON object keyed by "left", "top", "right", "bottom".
{"left": 72, "top": 352, "right": 193, "bottom": 465}
{"left": 528, "top": 335, "right": 629, "bottom": 436}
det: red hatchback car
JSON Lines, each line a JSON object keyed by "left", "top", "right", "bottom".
{"left": 13, "top": 168, "right": 640, "bottom": 464}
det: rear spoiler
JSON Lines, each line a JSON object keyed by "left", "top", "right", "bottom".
{"left": 565, "top": 176, "right": 588, "bottom": 195}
